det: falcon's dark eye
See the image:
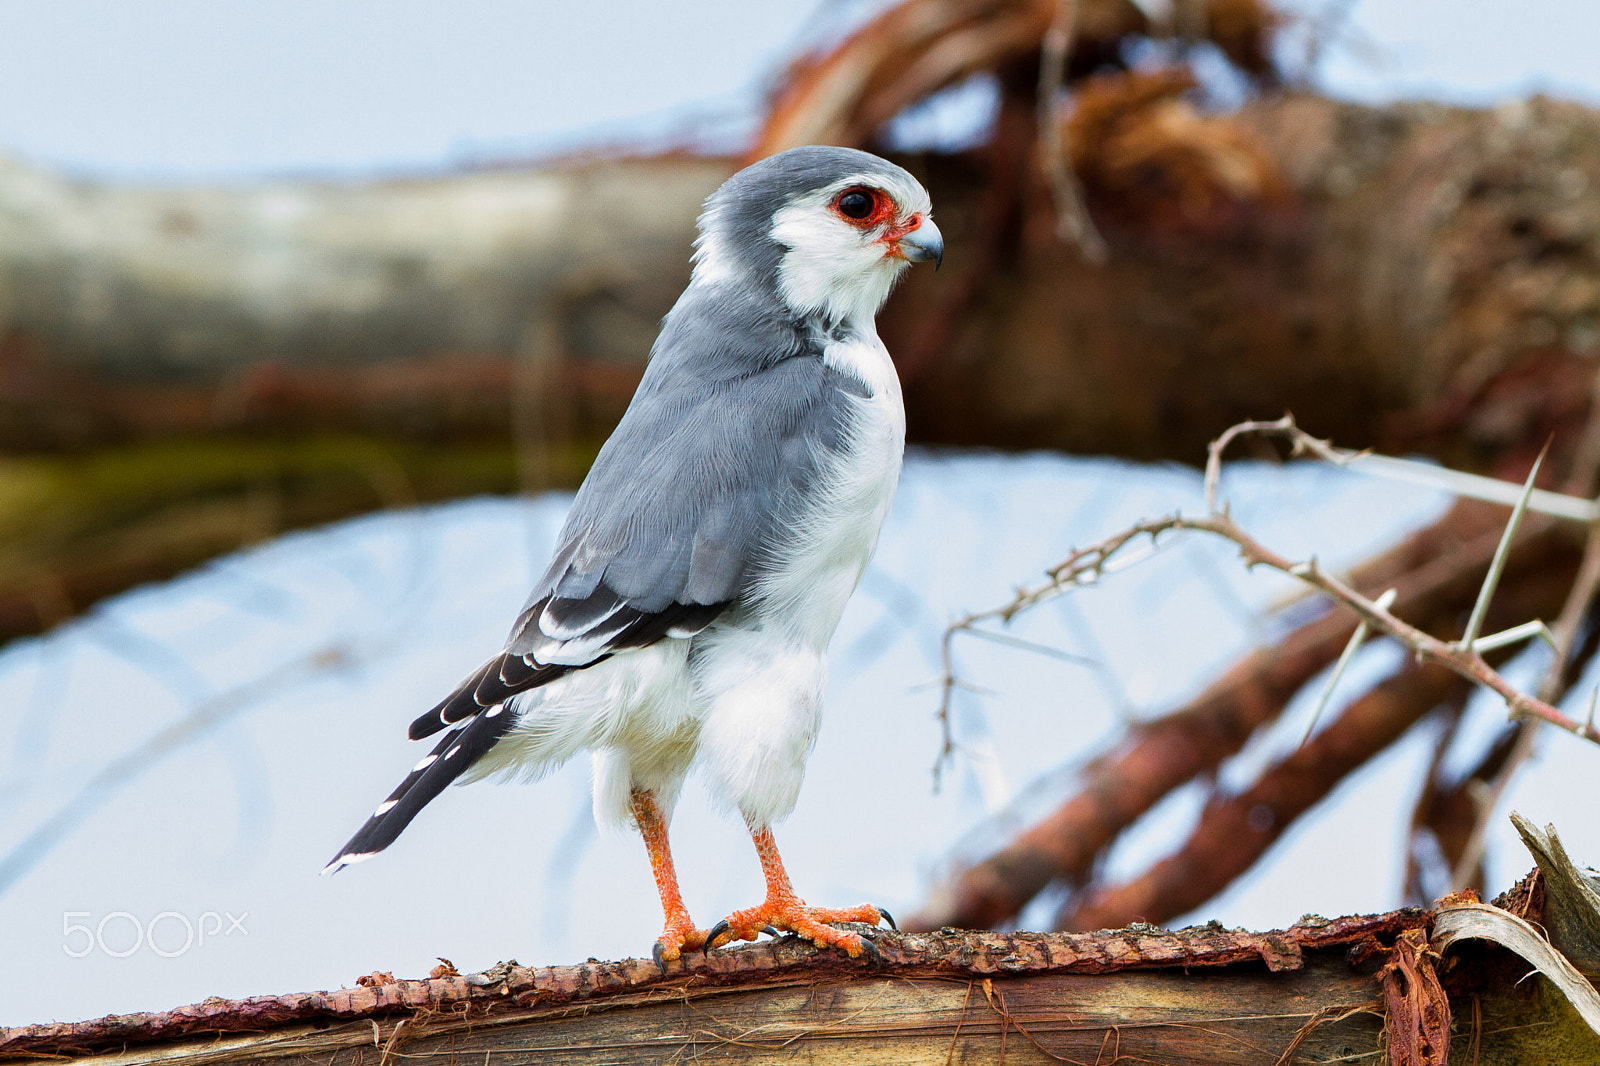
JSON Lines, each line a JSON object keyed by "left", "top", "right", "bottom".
{"left": 836, "top": 189, "right": 878, "bottom": 221}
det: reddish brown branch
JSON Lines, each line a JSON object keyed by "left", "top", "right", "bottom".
{"left": 919, "top": 604, "right": 1365, "bottom": 929}
{"left": 1062, "top": 660, "right": 1469, "bottom": 931}
{"left": 916, "top": 509, "right": 1567, "bottom": 930}
{"left": 1059, "top": 488, "right": 1583, "bottom": 931}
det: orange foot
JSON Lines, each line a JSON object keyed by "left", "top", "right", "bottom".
{"left": 706, "top": 898, "right": 893, "bottom": 958}
{"left": 705, "top": 825, "right": 894, "bottom": 959}
{"left": 653, "top": 913, "right": 711, "bottom": 968}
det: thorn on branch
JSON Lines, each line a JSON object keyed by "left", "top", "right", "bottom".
{"left": 1456, "top": 444, "right": 1548, "bottom": 653}
{"left": 1302, "top": 588, "right": 1397, "bottom": 746}
{"left": 1469, "top": 619, "right": 1556, "bottom": 655}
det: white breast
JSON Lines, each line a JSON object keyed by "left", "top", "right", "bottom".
{"left": 692, "top": 327, "right": 905, "bottom": 825}
{"left": 755, "top": 327, "right": 906, "bottom": 649}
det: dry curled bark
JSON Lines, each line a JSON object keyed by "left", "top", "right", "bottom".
{"left": 1380, "top": 927, "right": 1453, "bottom": 1066}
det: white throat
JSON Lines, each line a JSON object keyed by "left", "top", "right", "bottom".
{"left": 768, "top": 201, "right": 910, "bottom": 329}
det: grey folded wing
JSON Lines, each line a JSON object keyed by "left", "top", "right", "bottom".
{"left": 407, "top": 344, "right": 855, "bottom": 741}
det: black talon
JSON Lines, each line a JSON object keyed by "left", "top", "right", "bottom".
{"left": 855, "top": 934, "right": 883, "bottom": 969}
{"left": 875, "top": 907, "right": 898, "bottom": 931}
{"left": 703, "top": 919, "right": 732, "bottom": 953}
{"left": 652, "top": 941, "right": 669, "bottom": 975}
{"left": 761, "top": 925, "right": 782, "bottom": 939}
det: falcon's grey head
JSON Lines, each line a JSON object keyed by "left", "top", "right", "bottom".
{"left": 692, "top": 145, "right": 943, "bottom": 328}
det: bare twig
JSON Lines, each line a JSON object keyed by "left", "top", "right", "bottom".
{"left": 1203, "top": 414, "right": 1595, "bottom": 524}
{"left": 1036, "top": 0, "right": 1108, "bottom": 263}
{"left": 934, "top": 507, "right": 1596, "bottom": 779}
{"left": 1202, "top": 414, "right": 1347, "bottom": 515}
{"left": 1181, "top": 515, "right": 1586, "bottom": 740}
{"left": 936, "top": 419, "right": 1600, "bottom": 785}
{"left": 935, "top": 519, "right": 1166, "bottom": 776}
{"left": 927, "top": 418, "right": 1592, "bottom": 931}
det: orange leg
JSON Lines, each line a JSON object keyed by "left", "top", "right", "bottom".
{"left": 707, "top": 825, "right": 890, "bottom": 957}
{"left": 631, "top": 790, "right": 707, "bottom": 964}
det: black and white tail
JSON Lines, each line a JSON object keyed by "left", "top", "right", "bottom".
{"left": 322, "top": 702, "right": 518, "bottom": 874}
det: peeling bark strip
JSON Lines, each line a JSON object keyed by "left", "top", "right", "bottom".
{"left": 0, "top": 914, "right": 1420, "bottom": 1059}
{"left": 1378, "top": 928, "right": 1452, "bottom": 1066}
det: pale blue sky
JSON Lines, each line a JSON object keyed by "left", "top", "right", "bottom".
{"left": 0, "top": 0, "right": 827, "bottom": 179}
{"left": 1299, "top": 0, "right": 1600, "bottom": 106}
{"left": 0, "top": 0, "right": 1595, "bottom": 181}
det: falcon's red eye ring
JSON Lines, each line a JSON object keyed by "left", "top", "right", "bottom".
{"left": 833, "top": 186, "right": 889, "bottom": 226}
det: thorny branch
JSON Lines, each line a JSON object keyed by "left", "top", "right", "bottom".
{"left": 1445, "top": 365, "right": 1600, "bottom": 887}
{"left": 935, "top": 416, "right": 1600, "bottom": 784}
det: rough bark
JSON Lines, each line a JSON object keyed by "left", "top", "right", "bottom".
{"left": 5, "top": 906, "right": 1594, "bottom": 1065}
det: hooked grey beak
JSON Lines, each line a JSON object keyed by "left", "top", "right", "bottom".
{"left": 899, "top": 218, "right": 944, "bottom": 269}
